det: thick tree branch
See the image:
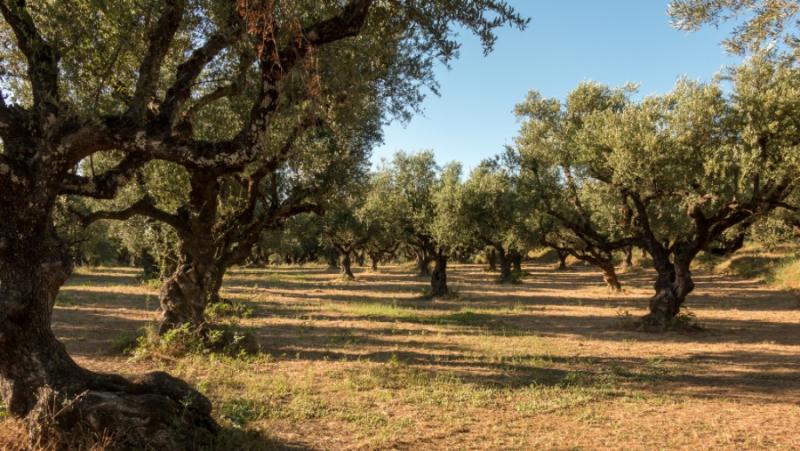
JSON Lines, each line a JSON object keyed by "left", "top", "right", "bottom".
{"left": 0, "top": 0, "right": 59, "bottom": 113}
{"left": 76, "top": 196, "right": 189, "bottom": 236}
{"left": 128, "top": 0, "right": 186, "bottom": 121}
{"left": 59, "top": 154, "right": 148, "bottom": 199}
{"left": 160, "top": 6, "right": 245, "bottom": 125}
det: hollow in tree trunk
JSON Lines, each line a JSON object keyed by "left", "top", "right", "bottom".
{"left": 486, "top": 249, "right": 497, "bottom": 271}
{"left": 0, "top": 191, "right": 215, "bottom": 448}
{"left": 430, "top": 255, "right": 449, "bottom": 297}
{"left": 340, "top": 252, "right": 355, "bottom": 280}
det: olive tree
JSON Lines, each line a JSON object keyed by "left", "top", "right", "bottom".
{"left": 461, "top": 157, "right": 533, "bottom": 283}
{"left": 515, "top": 84, "right": 636, "bottom": 291}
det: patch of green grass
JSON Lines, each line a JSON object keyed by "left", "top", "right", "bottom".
{"left": 218, "top": 398, "right": 266, "bottom": 428}
{"left": 0, "top": 404, "right": 8, "bottom": 420}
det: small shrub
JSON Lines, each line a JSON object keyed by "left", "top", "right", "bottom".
{"left": 206, "top": 301, "right": 254, "bottom": 321}
{"left": 130, "top": 323, "right": 259, "bottom": 361}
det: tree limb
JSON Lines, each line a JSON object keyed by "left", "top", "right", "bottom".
{"left": 159, "top": 5, "right": 245, "bottom": 125}
{"left": 0, "top": 0, "right": 59, "bottom": 114}
{"left": 128, "top": 0, "right": 187, "bottom": 122}
{"left": 59, "top": 153, "right": 148, "bottom": 199}
{"left": 75, "top": 196, "right": 190, "bottom": 236}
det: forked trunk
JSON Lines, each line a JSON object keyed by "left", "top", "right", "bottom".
{"left": 0, "top": 189, "right": 215, "bottom": 448}
{"left": 430, "top": 255, "right": 449, "bottom": 297}
{"left": 340, "top": 252, "right": 355, "bottom": 279}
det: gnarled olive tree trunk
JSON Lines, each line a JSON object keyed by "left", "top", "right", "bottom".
{"left": 0, "top": 186, "right": 215, "bottom": 448}
{"left": 430, "top": 255, "right": 449, "bottom": 297}
{"left": 510, "top": 249, "right": 523, "bottom": 273}
{"left": 368, "top": 251, "right": 380, "bottom": 271}
{"left": 643, "top": 245, "right": 695, "bottom": 327}
{"left": 340, "top": 252, "right": 355, "bottom": 279}
{"left": 158, "top": 172, "right": 221, "bottom": 334}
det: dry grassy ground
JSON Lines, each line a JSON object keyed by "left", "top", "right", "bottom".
{"left": 2, "top": 259, "right": 799, "bottom": 450}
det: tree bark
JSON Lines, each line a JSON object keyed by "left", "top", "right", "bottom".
{"left": 511, "top": 250, "right": 523, "bottom": 273}
{"left": 340, "top": 252, "right": 355, "bottom": 279}
{"left": 556, "top": 249, "right": 569, "bottom": 270}
{"left": 368, "top": 252, "right": 379, "bottom": 271}
{"left": 497, "top": 249, "right": 513, "bottom": 283}
{"left": 643, "top": 246, "right": 695, "bottom": 327}
{"left": 417, "top": 252, "right": 432, "bottom": 277}
{"left": 430, "top": 255, "right": 449, "bottom": 297}
{"left": 0, "top": 189, "right": 215, "bottom": 448}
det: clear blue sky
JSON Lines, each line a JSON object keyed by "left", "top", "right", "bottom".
{"left": 373, "top": 0, "right": 742, "bottom": 171}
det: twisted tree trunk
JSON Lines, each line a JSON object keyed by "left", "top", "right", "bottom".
{"left": 430, "top": 255, "right": 449, "bottom": 297}
{"left": 643, "top": 247, "right": 695, "bottom": 327}
{"left": 340, "top": 252, "right": 355, "bottom": 279}
{"left": 0, "top": 188, "right": 215, "bottom": 448}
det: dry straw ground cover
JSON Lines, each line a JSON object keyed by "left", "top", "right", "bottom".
{"left": 2, "top": 258, "right": 799, "bottom": 450}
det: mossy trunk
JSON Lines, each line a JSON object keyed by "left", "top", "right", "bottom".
{"left": 430, "top": 255, "right": 449, "bottom": 297}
